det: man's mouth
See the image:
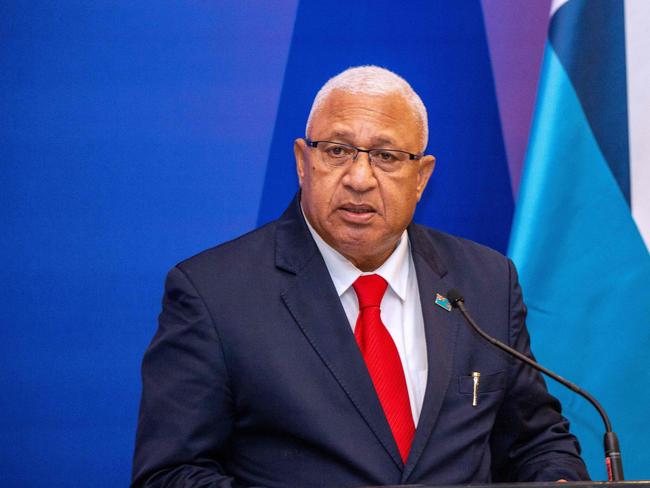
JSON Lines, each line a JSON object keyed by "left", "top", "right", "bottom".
{"left": 341, "top": 205, "right": 374, "bottom": 213}
{"left": 338, "top": 204, "right": 377, "bottom": 222}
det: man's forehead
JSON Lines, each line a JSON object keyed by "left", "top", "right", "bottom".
{"left": 309, "top": 90, "right": 420, "bottom": 147}
{"left": 317, "top": 89, "right": 413, "bottom": 119}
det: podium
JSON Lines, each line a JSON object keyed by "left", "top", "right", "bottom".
{"left": 363, "top": 483, "right": 650, "bottom": 488}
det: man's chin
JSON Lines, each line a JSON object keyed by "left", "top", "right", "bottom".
{"left": 330, "top": 236, "right": 398, "bottom": 271}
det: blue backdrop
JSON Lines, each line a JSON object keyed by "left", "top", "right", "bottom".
{"left": 1, "top": 2, "right": 540, "bottom": 486}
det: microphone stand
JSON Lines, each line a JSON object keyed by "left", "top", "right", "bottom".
{"left": 447, "top": 290, "right": 624, "bottom": 481}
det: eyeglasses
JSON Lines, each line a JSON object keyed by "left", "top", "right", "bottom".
{"left": 303, "top": 138, "right": 422, "bottom": 173}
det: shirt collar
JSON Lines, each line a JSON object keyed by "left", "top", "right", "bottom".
{"left": 302, "top": 207, "right": 410, "bottom": 301}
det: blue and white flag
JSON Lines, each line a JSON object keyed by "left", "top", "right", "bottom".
{"left": 509, "top": 0, "right": 650, "bottom": 479}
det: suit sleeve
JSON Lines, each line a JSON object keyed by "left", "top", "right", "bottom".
{"left": 489, "top": 259, "right": 590, "bottom": 482}
{"left": 131, "top": 266, "right": 243, "bottom": 487}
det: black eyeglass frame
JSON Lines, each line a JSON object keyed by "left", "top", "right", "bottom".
{"left": 303, "top": 138, "right": 423, "bottom": 161}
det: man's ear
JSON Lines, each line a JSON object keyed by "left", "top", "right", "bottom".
{"left": 416, "top": 155, "right": 436, "bottom": 201}
{"left": 294, "top": 138, "right": 307, "bottom": 188}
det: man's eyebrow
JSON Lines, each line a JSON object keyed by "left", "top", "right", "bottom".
{"left": 325, "top": 131, "right": 398, "bottom": 148}
{"left": 370, "top": 136, "right": 397, "bottom": 147}
{"left": 327, "top": 130, "right": 355, "bottom": 142}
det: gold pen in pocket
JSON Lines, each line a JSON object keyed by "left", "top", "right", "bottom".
{"left": 471, "top": 371, "right": 481, "bottom": 407}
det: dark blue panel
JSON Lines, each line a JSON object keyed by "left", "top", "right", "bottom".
{"left": 257, "top": 0, "right": 513, "bottom": 253}
{"left": 0, "top": 1, "right": 294, "bottom": 485}
{"left": 550, "top": 0, "right": 630, "bottom": 203}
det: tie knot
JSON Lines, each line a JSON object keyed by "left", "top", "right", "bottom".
{"left": 353, "top": 274, "right": 388, "bottom": 309}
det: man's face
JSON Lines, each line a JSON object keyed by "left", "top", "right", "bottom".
{"left": 294, "top": 90, "right": 435, "bottom": 271}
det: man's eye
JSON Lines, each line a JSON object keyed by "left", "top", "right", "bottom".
{"left": 377, "top": 151, "right": 397, "bottom": 161}
{"left": 326, "top": 145, "right": 352, "bottom": 157}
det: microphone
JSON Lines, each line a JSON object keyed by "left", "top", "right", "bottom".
{"left": 446, "top": 289, "right": 624, "bottom": 481}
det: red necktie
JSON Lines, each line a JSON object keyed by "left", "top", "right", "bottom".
{"left": 353, "top": 274, "right": 415, "bottom": 463}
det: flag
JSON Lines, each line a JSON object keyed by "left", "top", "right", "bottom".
{"left": 509, "top": 0, "right": 650, "bottom": 480}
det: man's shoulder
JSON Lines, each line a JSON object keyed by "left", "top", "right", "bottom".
{"left": 173, "top": 219, "right": 279, "bottom": 280}
{"left": 410, "top": 222, "right": 509, "bottom": 266}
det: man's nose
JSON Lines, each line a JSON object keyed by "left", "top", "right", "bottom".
{"left": 342, "top": 151, "right": 378, "bottom": 192}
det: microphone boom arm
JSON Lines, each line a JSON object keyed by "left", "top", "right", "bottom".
{"left": 447, "top": 290, "right": 623, "bottom": 481}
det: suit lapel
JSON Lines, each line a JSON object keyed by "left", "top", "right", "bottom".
{"left": 401, "top": 225, "right": 461, "bottom": 482}
{"left": 276, "top": 198, "right": 404, "bottom": 470}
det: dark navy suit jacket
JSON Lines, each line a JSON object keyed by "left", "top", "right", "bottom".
{"left": 132, "top": 197, "right": 588, "bottom": 487}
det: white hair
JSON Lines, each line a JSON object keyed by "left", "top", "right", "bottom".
{"left": 305, "top": 65, "right": 429, "bottom": 151}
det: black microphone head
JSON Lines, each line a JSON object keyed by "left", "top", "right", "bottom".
{"left": 446, "top": 289, "right": 464, "bottom": 307}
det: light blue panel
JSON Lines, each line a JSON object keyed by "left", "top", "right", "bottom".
{"left": 510, "top": 44, "right": 650, "bottom": 479}
{"left": 0, "top": 2, "right": 297, "bottom": 486}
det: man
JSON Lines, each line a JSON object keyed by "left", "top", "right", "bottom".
{"left": 132, "top": 66, "right": 589, "bottom": 487}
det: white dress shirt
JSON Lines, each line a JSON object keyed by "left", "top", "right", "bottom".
{"left": 304, "top": 216, "right": 428, "bottom": 424}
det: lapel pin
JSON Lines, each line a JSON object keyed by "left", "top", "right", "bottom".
{"left": 434, "top": 293, "right": 452, "bottom": 312}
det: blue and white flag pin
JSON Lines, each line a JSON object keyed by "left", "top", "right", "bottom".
{"left": 435, "top": 293, "right": 452, "bottom": 312}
